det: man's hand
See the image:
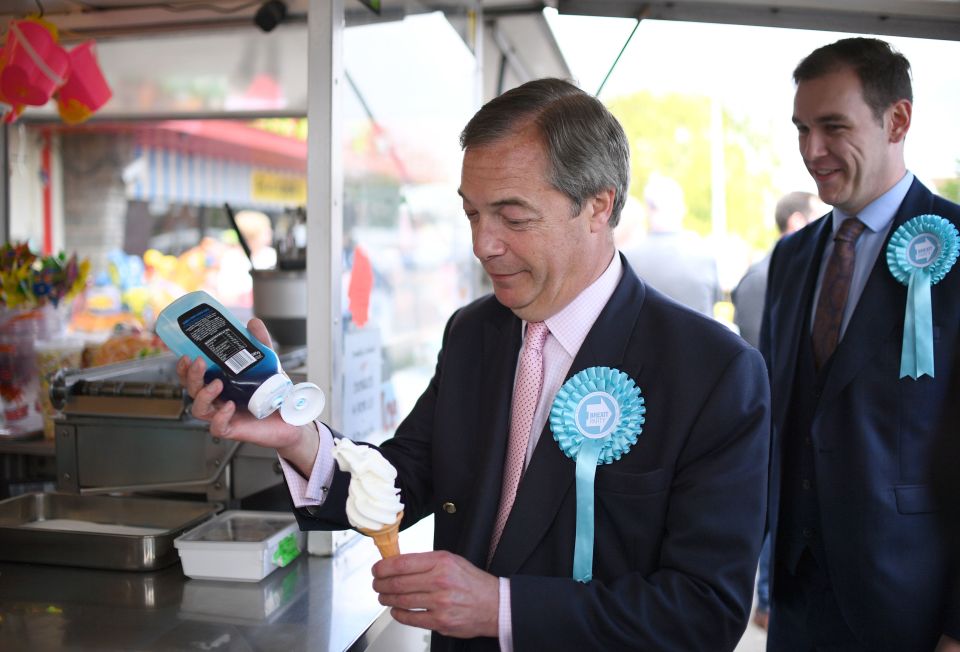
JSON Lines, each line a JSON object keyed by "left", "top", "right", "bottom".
{"left": 175, "top": 317, "right": 319, "bottom": 474}
{"left": 751, "top": 608, "right": 769, "bottom": 631}
{"left": 372, "top": 551, "right": 500, "bottom": 639}
{"left": 936, "top": 635, "right": 960, "bottom": 652}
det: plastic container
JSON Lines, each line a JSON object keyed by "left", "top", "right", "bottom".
{"left": 155, "top": 290, "right": 323, "bottom": 426}
{"left": 174, "top": 510, "right": 305, "bottom": 582}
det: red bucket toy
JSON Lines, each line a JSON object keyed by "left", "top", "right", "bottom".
{"left": 57, "top": 41, "right": 112, "bottom": 124}
{"left": 0, "top": 19, "right": 69, "bottom": 107}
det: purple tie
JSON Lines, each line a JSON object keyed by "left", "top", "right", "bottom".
{"left": 811, "top": 217, "right": 867, "bottom": 369}
{"left": 488, "top": 321, "right": 550, "bottom": 563}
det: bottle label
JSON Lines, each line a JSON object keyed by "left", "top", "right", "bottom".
{"left": 177, "top": 303, "right": 264, "bottom": 378}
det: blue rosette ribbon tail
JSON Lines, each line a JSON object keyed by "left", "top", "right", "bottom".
{"left": 886, "top": 214, "right": 959, "bottom": 379}
{"left": 549, "top": 366, "right": 645, "bottom": 583}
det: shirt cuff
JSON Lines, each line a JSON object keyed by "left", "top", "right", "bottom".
{"left": 497, "top": 577, "right": 513, "bottom": 652}
{"left": 278, "top": 421, "right": 336, "bottom": 507}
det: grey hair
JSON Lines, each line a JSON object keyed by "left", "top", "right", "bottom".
{"left": 459, "top": 78, "right": 630, "bottom": 227}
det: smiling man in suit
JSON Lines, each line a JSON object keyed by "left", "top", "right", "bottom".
{"left": 179, "top": 78, "right": 770, "bottom": 651}
{"left": 762, "top": 38, "right": 960, "bottom": 652}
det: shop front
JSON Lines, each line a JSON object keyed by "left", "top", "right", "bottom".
{"left": 0, "top": 3, "right": 511, "bottom": 649}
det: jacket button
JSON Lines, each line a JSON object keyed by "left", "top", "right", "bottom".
{"left": 442, "top": 502, "right": 456, "bottom": 514}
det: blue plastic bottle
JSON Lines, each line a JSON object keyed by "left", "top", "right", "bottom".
{"left": 156, "top": 291, "right": 324, "bottom": 426}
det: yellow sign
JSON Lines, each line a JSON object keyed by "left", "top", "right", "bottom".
{"left": 251, "top": 170, "right": 307, "bottom": 205}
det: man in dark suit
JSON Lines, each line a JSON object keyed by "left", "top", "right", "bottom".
{"left": 180, "top": 79, "right": 770, "bottom": 650}
{"left": 761, "top": 38, "right": 960, "bottom": 652}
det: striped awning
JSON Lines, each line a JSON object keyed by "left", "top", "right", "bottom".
{"left": 125, "top": 144, "right": 306, "bottom": 210}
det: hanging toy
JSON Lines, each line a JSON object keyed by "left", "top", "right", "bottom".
{"left": 0, "top": 19, "right": 69, "bottom": 107}
{"left": 56, "top": 41, "right": 112, "bottom": 124}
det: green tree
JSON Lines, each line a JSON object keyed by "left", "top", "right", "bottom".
{"left": 938, "top": 160, "right": 960, "bottom": 203}
{"left": 607, "top": 91, "right": 781, "bottom": 251}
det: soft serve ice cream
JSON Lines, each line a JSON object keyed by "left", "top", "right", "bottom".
{"left": 332, "top": 438, "right": 404, "bottom": 557}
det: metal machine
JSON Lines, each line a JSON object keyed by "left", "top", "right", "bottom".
{"left": 49, "top": 349, "right": 308, "bottom": 506}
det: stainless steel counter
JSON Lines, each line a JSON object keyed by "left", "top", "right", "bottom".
{"left": 0, "top": 518, "right": 433, "bottom": 651}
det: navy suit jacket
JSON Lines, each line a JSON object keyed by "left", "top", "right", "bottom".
{"left": 761, "top": 179, "right": 960, "bottom": 651}
{"left": 296, "top": 256, "right": 770, "bottom": 651}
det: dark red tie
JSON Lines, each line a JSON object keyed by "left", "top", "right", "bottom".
{"left": 811, "top": 217, "right": 867, "bottom": 369}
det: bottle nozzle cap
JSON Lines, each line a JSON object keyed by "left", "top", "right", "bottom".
{"left": 247, "top": 373, "right": 293, "bottom": 419}
{"left": 280, "top": 382, "right": 325, "bottom": 426}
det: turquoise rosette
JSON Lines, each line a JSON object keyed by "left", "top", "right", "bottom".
{"left": 550, "top": 366, "right": 645, "bottom": 582}
{"left": 886, "top": 214, "right": 959, "bottom": 379}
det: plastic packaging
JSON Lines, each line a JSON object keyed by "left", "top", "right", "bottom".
{"left": 0, "top": 304, "right": 66, "bottom": 437}
{"left": 155, "top": 290, "right": 323, "bottom": 426}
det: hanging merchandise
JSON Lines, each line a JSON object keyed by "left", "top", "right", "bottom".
{"left": 56, "top": 41, "right": 112, "bottom": 124}
{"left": 0, "top": 19, "right": 67, "bottom": 115}
{"left": 0, "top": 18, "right": 112, "bottom": 124}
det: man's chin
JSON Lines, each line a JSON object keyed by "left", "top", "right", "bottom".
{"left": 492, "top": 288, "right": 518, "bottom": 306}
{"left": 492, "top": 289, "right": 530, "bottom": 313}
{"left": 811, "top": 177, "right": 847, "bottom": 206}
{"left": 811, "top": 186, "right": 839, "bottom": 208}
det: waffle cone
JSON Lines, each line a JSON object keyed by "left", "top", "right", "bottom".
{"left": 358, "top": 511, "right": 403, "bottom": 558}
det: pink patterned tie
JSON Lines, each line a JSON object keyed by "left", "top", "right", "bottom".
{"left": 488, "top": 321, "right": 550, "bottom": 563}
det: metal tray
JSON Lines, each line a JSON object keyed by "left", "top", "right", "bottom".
{"left": 0, "top": 492, "right": 220, "bottom": 570}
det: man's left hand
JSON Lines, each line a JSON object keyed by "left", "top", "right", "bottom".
{"left": 372, "top": 551, "right": 499, "bottom": 639}
{"left": 936, "top": 635, "right": 960, "bottom": 652}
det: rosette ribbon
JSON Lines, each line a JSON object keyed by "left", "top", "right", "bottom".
{"left": 885, "top": 214, "right": 959, "bottom": 379}
{"left": 550, "top": 366, "right": 645, "bottom": 582}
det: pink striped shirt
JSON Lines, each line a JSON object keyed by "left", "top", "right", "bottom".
{"left": 278, "top": 420, "right": 335, "bottom": 507}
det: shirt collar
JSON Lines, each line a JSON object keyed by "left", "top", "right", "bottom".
{"left": 832, "top": 171, "right": 914, "bottom": 234}
{"left": 526, "top": 252, "right": 622, "bottom": 359}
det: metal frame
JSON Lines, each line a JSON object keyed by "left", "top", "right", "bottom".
{"left": 557, "top": 0, "right": 960, "bottom": 42}
{"left": 307, "top": 0, "right": 345, "bottom": 430}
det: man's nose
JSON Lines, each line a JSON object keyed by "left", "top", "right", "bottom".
{"left": 801, "top": 130, "right": 826, "bottom": 161}
{"left": 472, "top": 216, "right": 506, "bottom": 260}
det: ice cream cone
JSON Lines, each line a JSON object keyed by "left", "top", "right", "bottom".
{"left": 359, "top": 511, "right": 403, "bottom": 558}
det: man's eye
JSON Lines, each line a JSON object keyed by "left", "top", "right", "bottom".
{"left": 500, "top": 211, "right": 530, "bottom": 228}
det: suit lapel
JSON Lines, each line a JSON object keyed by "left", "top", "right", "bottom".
{"left": 457, "top": 314, "right": 522, "bottom": 568}
{"left": 771, "top": 217, "right": 832, "bottom": 430}
{"left": 820, "top": 179, "right": 935, "bottom": 405}
{"left": 489, "top": 257, "right": 647, "bottom": 575}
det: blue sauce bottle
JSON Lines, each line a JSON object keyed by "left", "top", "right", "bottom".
{"left": 156, "top": 291, "right": 324, "bottom": 426}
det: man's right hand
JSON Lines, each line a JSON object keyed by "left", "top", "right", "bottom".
{"left": 751, "top": 608, "right": 769, "bottom": 631}
{"left": 175, "top": 317, "right": 320, "bottom": 475}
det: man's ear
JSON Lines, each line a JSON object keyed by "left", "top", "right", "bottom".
{"left": 587, "top": 188, "right": 616, "bottom": 233}
{"left": 887, "top": 98, "right": 911, "bottom": 144}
